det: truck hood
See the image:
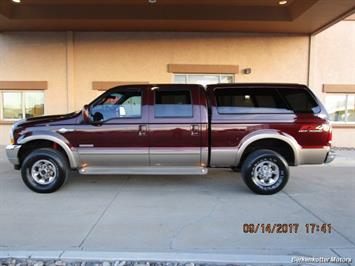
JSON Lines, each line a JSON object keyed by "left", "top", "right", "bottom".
{"left": 13, "top": 112, "right": 80, "bottom": 128}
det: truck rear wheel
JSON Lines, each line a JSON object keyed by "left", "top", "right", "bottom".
{"left": 21, "top": 148, "right": 68, "bottom": 193}
{"left": 241, "top": 149, "right": 289, "bottom": 195}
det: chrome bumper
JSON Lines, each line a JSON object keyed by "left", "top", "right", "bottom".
{"left": 5, "top": 144, "right": 21, "bottom": 165}
{"left": 324, "top": 149, "right": 336, "bottom": 164}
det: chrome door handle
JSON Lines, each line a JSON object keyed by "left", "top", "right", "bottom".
{"left": 58, "top": 128, "right": 75, "bottom": 133}
{"left": 138, "top": 125, "right": 147, "bottom": 136}
{"left": 191, "top": 124, "right": 199, "bottom": 136}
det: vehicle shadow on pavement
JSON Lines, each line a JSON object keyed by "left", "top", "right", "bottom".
{"left": 65, "top": 168, "right": 251, "bottom": 194}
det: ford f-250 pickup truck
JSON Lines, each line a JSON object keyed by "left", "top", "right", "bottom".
{"left": 6, "top": 83, "right": 335, "bottom": 194}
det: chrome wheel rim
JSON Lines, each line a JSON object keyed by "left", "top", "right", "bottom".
{"left": 31, "top": 159, "right": 57, "bottom": 185}
{"left": 252, "top": 160, "right": 280, "bottom": 187}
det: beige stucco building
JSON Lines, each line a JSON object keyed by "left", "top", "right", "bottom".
{"left": 0, "top": 1, "right": 354, "bottom": 147}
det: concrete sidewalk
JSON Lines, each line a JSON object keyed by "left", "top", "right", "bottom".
{"left": 0, "top": 147, "right": 354, "bottom": 264}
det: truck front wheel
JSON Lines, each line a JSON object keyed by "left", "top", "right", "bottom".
{"left": 21, "top": 148, "right": 68, "bottom": 193}
{"left": 241, "top": 149, "right": 289, "bottom": 195}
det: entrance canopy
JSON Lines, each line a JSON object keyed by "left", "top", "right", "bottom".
{"left": 0, "top": 0, "right": 354, "bottom": 34}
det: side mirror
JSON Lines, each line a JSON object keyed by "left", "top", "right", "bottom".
{"left": 82, "top": 104, "right": 91, "bottom": 123}
{"left": 92, "top": 112, "right": 104, "bottom": 123}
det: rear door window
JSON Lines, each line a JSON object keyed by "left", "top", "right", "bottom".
{"left": 279, "top": 88, "right": 320, "bottom": 114}
{"left": 154, "top": 90, "right": 193, "bottom": 118}
{"left": 215, "top": 88, "right": 292, "bottom": 114}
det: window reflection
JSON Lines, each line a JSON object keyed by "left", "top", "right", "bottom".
{"left": 2, "top": 91, "right": 44, "bottom": 120}
{"left": 174, "top": 75, "right": 187, "bottom": 84}
{"left": 188, "top": 75, "right": 219, "bottom": 86}
{"left": 25, "top": 92, "right": 44, "bottom": 118}
{"left": 3, "top": 92, "right": 22, "bottom": 119}
{"left": 220, "top": 75, "right": 234, "bottom": 83}
{"left": 325, "top": 95, "right": 347, "bottom": 122}
{"left": 347, "top": 95, "right": 355, "bottom": 122}
{"left": 173, "top": 74, "right": 234, "bottom": 86}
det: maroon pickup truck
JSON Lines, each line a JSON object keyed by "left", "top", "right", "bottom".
{"left": 6, "top": 83, "right": 335, "bottom": 194}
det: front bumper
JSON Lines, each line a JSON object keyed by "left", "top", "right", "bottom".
{"left": 324, "top": 149, "right": 336, "bottom": 164}
{"left": 5, "top": 144, "right": 21, "bottom": 166}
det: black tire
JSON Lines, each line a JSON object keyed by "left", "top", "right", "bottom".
{"left": 21, "top": 148, "right": 69, "bottom": 193}
{"left": 241, "top": 149, "right": 289, "bottom": 195}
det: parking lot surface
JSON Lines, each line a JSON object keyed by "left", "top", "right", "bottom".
{"left": 0, "top": 147, "right": 354, "bottom": 264}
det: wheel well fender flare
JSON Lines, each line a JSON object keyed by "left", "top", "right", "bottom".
{"left": 17, "top": 132, "right": 79, "bottom": 169}
{"left": 235, "top": 129, "right": 301, "bottom": 166}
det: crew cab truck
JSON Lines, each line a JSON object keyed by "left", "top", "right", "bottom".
{"left": 6, "top": 83, "right": 335, "bottom": 194}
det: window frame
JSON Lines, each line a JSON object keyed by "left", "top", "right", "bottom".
{"left": 326, "top": 93, "right": 355, "bottom": 124}
{"left": 153, "top": 89, "right": 194, "bottom": 119}
{"left": 173, "top": 73, "right": 235, "bottom": 85}
{"left": 0, "top": 90, "right": 45, "bottom": 121}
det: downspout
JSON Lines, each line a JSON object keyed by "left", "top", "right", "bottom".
{"left": 307, "top": 33, "right": 316, "bottom": 89}
{"left": 307, "top": 34, "right": 311, "bottom": 87}
{"left": 66, "top": 31, "right": 75, "bottom": 112}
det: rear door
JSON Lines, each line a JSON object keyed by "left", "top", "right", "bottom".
{"left": 148, "top": 85, "right": 204, "bottom": 166}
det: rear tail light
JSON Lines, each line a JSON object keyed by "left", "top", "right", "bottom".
{"left": 328, "top": 125, "right": 333, "bottom": 145}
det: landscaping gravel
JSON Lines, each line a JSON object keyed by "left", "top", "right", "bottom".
{"left": 0, "top": 259, "right": 242, "bottom": 266}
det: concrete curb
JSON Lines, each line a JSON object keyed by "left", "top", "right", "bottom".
{"left": 0, "top": 250, "right": 297, "bottom": 265}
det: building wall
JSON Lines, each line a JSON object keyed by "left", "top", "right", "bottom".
{"left": 0, "top": 32, "right": 310, "bottom": 145}
{"left": 2, "top": 28, "right": 354, "bottom": 147}
{"left": 0, "top": 32, "right": 68, "bottom": 144}
{"left": 309, "top": 20, "right": 355, "bottom": 147}
{"left": 73, "top": 32, "right": 309, "bottom": 110}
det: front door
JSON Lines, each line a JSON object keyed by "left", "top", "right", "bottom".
{"left": 74, "top": 86, "right": 149, "bottom": 168}
{"left": 148, "top": 85, "right": 203, "bottom": 167}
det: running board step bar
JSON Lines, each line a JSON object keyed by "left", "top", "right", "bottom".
{"left": 79, "top": 166, "right": 208, "bottom": 175}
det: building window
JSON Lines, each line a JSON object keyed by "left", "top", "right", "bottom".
{"left": 325, "top": 94, "right": 355, "bottom": 123}
{"left": 0, "top": 91, "right": 44, "bottom": 120}
{"left": 173, "top": 74, "right": 234, "bottom": 86}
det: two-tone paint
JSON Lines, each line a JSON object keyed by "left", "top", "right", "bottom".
{"left": 6, "top": 83, "right": 335, "bottom": 175}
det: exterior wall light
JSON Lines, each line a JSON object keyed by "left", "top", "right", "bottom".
{"left": 12, "top": 0, "right": 21, "bottom": 3}
{"left": 278, "top": 0, "right": 288, "bottom": 5}
{"left": 243, "top": 68, "right": 252, "bottom": 75}
{"left": 148, "top": 0, "right": 157, "bottom": 3}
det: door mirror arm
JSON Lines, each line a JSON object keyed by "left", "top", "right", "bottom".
{"left": 91, "top": 111, "right": 104, "bottom": 126}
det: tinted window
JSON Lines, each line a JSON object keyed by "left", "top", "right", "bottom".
{"left": 91, "top": 90, "right": 142, "bottom": 121}
{"left": 215, "top": 88, "right": 291, "bottom": 114}
{"left": 155, "top": 90, "right": 193, "bottom": 118}
{"left": 279, "top": 88, "right": 320, "bottom": 114}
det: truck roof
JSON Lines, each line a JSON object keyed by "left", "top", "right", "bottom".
{"left": 147, "top": 83, "right": 306, "bottom": 88}
{"left": 106, "top": 83, "right": 308, "bottom": 93}
{"left": 206, "top": 83, "right": 307, "bottom": 89}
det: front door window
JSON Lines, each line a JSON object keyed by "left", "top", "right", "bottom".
{"left": 91, "top": 91, "right": 142, "bottom": 122}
